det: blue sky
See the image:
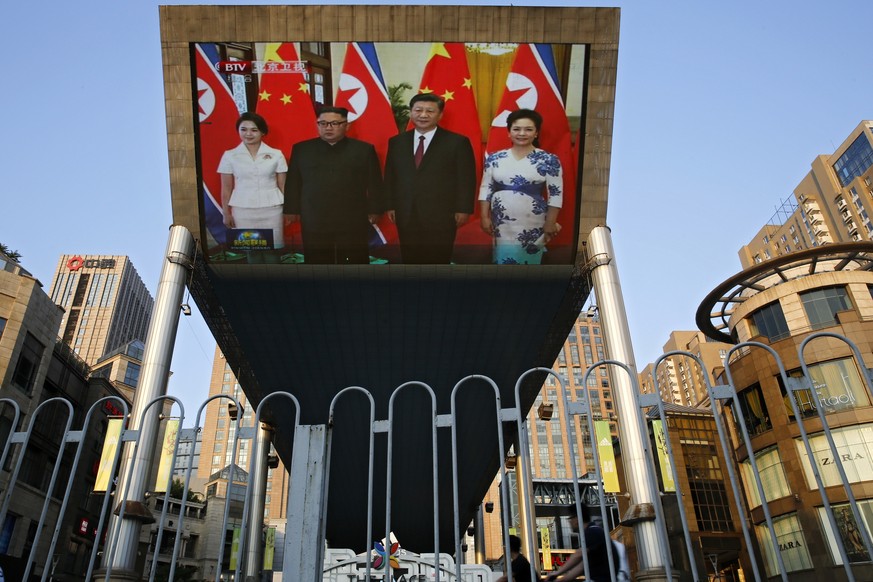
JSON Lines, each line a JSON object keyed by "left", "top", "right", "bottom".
{"left": 3, "top": 0, "right": 871, "bottom": 414}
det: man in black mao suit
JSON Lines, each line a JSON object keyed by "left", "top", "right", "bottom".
{"left": 385, "top": 94, "right": 476, "bottom": 264}
{"left": 284, "top": 106, "right": 384, "bottom": 264}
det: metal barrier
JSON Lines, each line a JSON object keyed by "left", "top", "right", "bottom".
{"left": 5, "top": 331, "right": 873, "bottom": 581}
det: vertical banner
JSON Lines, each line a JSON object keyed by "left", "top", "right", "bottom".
{"left": 540, "top": 527, "right": 552, "bottom": 570}
{"left": 263, "top": 527, "right": 276, "bottom": 569}
{"left": 594, "top": 421, "right": 620, "bottom": 493}
{"left": 94, "top": 418, "right": 123, "bottom": 492}
{"left": 153, "top": 419, "right": 180, "bottom": 493}
{"left": 652, "top": 420, "right": 676, "bottom": 492}
{"left": 229, "top": 527, "right": 241, "bottom": 571}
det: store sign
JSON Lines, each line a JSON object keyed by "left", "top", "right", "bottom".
{"left": 67, "top": 256, "right": 116, "bottom": 271}
{"left": 796, "top": 424, "right": 873, "bottom": 488}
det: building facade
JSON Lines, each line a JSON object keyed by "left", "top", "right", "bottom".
{"left": 48, "top": 254, "right": 153, "bottom": 366}
{"left": 0, "top": 252, "right": 130, "bottom": 579}
{"left": 639, "top": 330, "right": 732, "bottom": 407}
{"left": 739, "top": 121, "right": 873, "bottom": 268}
{"left": 698, "top": 243, "right": 873, "bottom": 581}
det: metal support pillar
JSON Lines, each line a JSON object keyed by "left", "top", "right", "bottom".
{"left": 474, "top": 504, "right": 486, "bottom": 564}
{"left": 245, "top": 422, "right": 274, "bottom": 581}
{"left": 283, "top": 424, "right": 328, "bottom": 582}
{"left": 587, "top": 226, "right": 670, "bottom": 579}
{"left": 515, "top": 433, "right": 538, "bottom": 575}
{"left": 104, "top": 225, "right": 195, "bottom": 577}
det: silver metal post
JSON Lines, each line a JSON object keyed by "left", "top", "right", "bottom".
{"left": 244, "top": 422, "right": 274, "bottom": 581}
{"left": 104, "top": 225, "right": 195, "bottom": 576}
{"left": 474, "top": 504, "right": 486, "bottom": 564}
{"left": 587, "top": 226, "right": 670, "bottom": 575}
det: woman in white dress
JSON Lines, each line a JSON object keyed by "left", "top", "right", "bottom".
{"left": 219, "top": 112, "right": 288, "bottom": 249}
{"left": 479, "top": 109, "right": 563, "bottom": 264}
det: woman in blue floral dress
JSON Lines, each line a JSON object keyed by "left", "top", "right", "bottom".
{"left": 478, "top": 109, "right": 563, "bottom": 264}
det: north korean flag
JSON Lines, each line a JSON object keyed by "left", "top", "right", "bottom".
{"left": 194, "top": 43, "right": 243, "bottom": 245}
{"left": 335, "top": 42, "right": 398, "bottom": 167}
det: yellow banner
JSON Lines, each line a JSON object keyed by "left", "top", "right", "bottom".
{"left": 230, "top": 527, "right": 241, "bottom": 571}
{"left": 540, "top": 527, "right": 551, "bottom": 570}
{"left": 94, "top": 418, "right": 123, "bottom": 492}
{"left": 595, "top": 420, "right": 619, "bottom": 493}
{"left": 263, "top": 527, "right": 276, "bottom": 569}
{"left": 652, "top": 420, "right": 676, "bottom": 492}
{"left": 154, "top": 419, "right": 180, "bottom": 493}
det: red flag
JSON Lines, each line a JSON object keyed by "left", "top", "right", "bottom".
{"left": 255, "top": 43, "right": 319, "bottom": 159}
{"left": 255, "top": 43, "right": 319, "bottom": 250}
{"left": 194, "top": 43, "right": 244, "bottom": 242}
{"left": 485, "top": 44, "right": 577, "bottom": 248}
{"left": 415, "top": 43, "right": 483, "bottom": 174}
{"left": 415, "top": 43, "right": 486, "bottom": 247}
{"left": 335, "top": 42, "right": 398, "bottom": 167}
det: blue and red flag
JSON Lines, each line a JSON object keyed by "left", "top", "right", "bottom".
{"left": 194, "top": 43, "right": 243, "bottom": 246}
{"left": 335, "top": 42, "right": 398, "bottom": 167}
{"left": 485, "top": 44, "right": 577, "bottom": 248}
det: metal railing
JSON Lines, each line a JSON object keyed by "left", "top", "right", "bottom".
{"left": 4, "top": 332, "right": 873, "bottom": 581}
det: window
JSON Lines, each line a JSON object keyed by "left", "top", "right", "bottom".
{"left": 833, "top": 134, "right": 873, "bottom": 187}
{"left": 748, "top": 302, "right": 790, "bottom": 342}
{"left": 0, "top": 317, "right": 6, "bottom": 340}
{"left": 779, "top": 358, "right": 870, "bottom": 420}
{"left": 739, "top": 446, "right": 790, "bottom": 508}
{"left": 818, "top": 500, "right": 873, "bottom": 564}
{"left": 11, "top": 332, "right": 45, "bottom": 393}
{"left": 795, "top": 423, "right": 873, "bottom": 489}
{"left": 800, "top": 286, "right": 852, "bottom": 329}
{"left": 755, "top": 513, "right": 812, "bottom": 577}
{"left": 733, "top": 383, "right": 771, "bottom": 435}
{"left": 123, "top": 362, "right": 141, "bottom": 387}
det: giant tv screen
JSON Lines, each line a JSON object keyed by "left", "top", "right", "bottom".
{"left": 193, "top": 41, "right": 586, "bottom": 265}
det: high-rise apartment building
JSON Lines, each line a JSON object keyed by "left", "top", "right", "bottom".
{"left": 481, "top": 311, "right": 618, "bottom": 566}
{"left": 739, "top": 121, "right": 873, "bottom": 268}
{"left": 198, "top": 347, "right": 288, "bottom": 523}
{"left": 639, "top": 330, "right": 732, "bottom": 407}
{"left": 48, "top": 254, "right": 153, "bottom": 365}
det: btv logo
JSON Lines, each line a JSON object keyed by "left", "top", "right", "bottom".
{"left": 217, "top": 60, "right": 252, "bottom": 74}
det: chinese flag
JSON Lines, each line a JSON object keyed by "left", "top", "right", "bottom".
{"left": 485, "top": 44, "right": 577, "bottom": 248}
{"left": 194, "top": 43, "right": 244, "bottom": 243}
{"left": 335, "top": 42, "right": 398, "bottom": 167}
{"left": 255, "top": 43, "right": 319, "bottom": 249}
{"left": 255, "top": 43, "right": 319, "bottom": 159}
{"left": 415, "top": 43, "right": 483, "bottom": 177}
{"left": 416, "top": 43, "right": 486, "bottom": 247}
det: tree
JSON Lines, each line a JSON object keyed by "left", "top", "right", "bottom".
{"left": 0, "top": 243, "right": 21, "bottom": 262}
{"left": 388, "top": 82, "right": 413, "bottom": 131}
{"left": 169, "top": 478, "right": 203, "bottom": 503}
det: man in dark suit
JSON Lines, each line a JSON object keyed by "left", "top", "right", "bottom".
{"left": 285, "top": 106, "right": 385, "bottom": 264}
{"left": 385, "top": 94, "right": 476, "bottom": 264}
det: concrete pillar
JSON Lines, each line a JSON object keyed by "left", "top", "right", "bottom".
{"left": 283, "top": 425, "right": 328, "bottom": 582}
{"left": 587, "top": 226, "right": 672, "bottom": 580}
{"left": 101, "top": 225, "right": 195, "bottom": 578}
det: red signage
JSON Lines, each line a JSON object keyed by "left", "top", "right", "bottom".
{"left": 67, "top": 257, "right": 116, "bottom": 271}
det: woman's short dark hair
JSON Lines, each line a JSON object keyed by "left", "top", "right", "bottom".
{"left": 508, "top": 535, "right": 522, "bottom": 553}
{"left": 236, "top": 111, "right": 269, "bottom": 134}
{"left": 506, "top": 108, "right": 543, "bottom": 132}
